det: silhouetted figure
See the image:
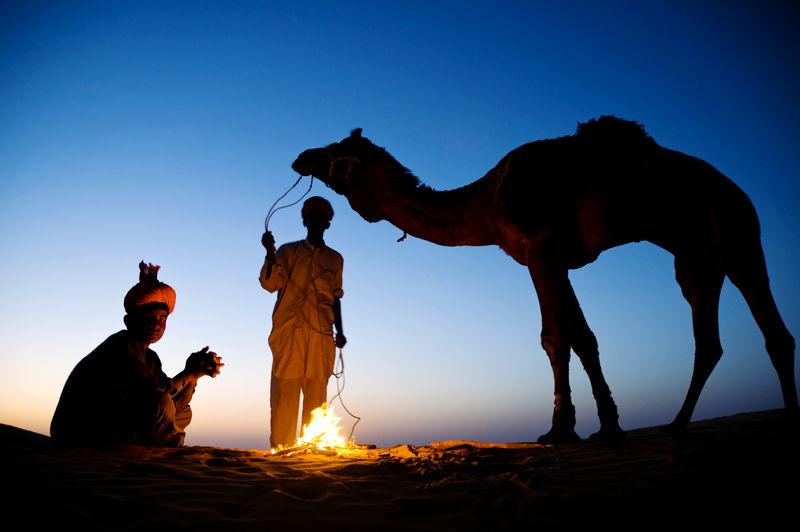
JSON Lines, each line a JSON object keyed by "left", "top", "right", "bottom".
{"left": 260, "top": 196, "right": 347, "bottom": 449}
{"left": 50, "top": 262, "right": 223, "bottom": 448}
{"left": 292, "top": 118, "right": 797, "bottom": 443}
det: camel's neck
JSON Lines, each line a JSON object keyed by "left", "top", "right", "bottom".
{"left": 376, "top": 177, "right": 498, "bottom": 247}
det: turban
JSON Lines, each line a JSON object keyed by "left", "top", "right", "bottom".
{"left": 301, "top": 196, "right": 334, "bottom": 221}
{"left": 123, "top": 261, "right": 176, "bottom": 315}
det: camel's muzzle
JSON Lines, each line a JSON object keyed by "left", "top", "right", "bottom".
{"left": 291, "top": 149, "right": 323, "bottom": 178}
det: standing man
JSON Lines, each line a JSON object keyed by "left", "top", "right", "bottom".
{"left": 260, "top": 196, "right": 347, "bottom": 449}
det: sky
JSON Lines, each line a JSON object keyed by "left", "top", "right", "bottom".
{"left": 1, "top": 0, "right": 798, "bottom": 450}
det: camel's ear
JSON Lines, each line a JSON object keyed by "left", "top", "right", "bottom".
{"left": 350, "top": 128, "right": 363, "bottom": 138}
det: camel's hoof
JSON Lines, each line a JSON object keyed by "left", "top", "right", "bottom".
{"left": 588, "top": 426, "right": 626, "bottom": 441}
{"left": 537, "top": 428, "right": 581, "bottom": 444}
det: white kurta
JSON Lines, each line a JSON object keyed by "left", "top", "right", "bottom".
{"left": 259, "top": 239, "right": 343, "bottom": 379}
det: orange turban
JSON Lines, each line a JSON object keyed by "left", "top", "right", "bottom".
{"left": 301, "top": 196, "right": 334, "bottom": 221}
{"left": 123, "top": 261, "right": 176, "bottom": 315}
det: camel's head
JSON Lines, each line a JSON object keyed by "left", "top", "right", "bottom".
{"left": 293, "top": 129, "right": 410, "bottom": 223}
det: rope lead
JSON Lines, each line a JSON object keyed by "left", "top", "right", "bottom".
{"left": 330, "top": 348, "right": 361, "bottom": 442}
{"left": 264, "top": 176, "right": 314, "bottom": 232}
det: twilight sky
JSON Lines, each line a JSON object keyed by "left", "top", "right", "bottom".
{"left": 1, "top": 0, "right": 798, "bottom": 449}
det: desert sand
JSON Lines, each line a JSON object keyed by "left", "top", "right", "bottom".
{"left": 1, "top": 409, "right": 796, "bottom": 530}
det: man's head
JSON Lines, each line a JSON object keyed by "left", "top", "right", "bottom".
{"left": 123, "top": 261, "right": 175, "bottom": 344}
{"left": 124, "top": 302, "right": 169, "bottom": 344}
{"left": 302, "top": 196, "right": 334, "bottom": 233}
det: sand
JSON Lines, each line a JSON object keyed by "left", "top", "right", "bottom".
{"left": 1, "top": 410, "right": 796, "bottom": 530}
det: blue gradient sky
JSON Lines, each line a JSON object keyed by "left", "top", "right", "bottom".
{"left": 2, "top": 1, "right": 798, "bottom": 449}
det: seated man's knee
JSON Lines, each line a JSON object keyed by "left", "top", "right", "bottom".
{"left": 144, "top": 391, "right": 185, "bottom": 446}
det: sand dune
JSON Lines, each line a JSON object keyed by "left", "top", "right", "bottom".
{"left": 2, "top": 410, "right": 796, "bottom": 530}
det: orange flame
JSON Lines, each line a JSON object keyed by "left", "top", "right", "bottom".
{"left": 271, "top": 404, "right": 356, "bottom": 456}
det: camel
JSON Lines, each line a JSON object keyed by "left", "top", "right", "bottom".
{"left": 291, "top": 116, "right": 797, "bottom": 442}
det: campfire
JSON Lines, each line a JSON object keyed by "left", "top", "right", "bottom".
{"left": 271, "top": 404, "right": 360, "bottom": 457}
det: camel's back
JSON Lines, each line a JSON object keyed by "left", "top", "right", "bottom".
{"left": 493, "top": 122, "right": 660, "bottom": 232}
{"left": 492, "top": 118, "right": 760, "bottom": 262}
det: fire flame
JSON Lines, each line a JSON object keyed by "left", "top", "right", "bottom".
{"left": 297, "top": 404, "right": 346, "bottom": 448}
{"left": 271, "top": 404, "right": 357, "bottom": 456}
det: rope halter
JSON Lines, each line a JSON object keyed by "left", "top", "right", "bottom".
{"left": 327, "top": 153, "right": 360, "bottom": 182}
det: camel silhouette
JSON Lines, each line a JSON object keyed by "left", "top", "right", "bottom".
{"left": 292, "top": 117, "right": 797, "bottom": 442}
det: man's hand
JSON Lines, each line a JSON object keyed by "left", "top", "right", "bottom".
{"left": 335, "top": 333, "right": 347, "bottom": 349}
{"left": 261, "top": 231, "right": 276, "bottom": 260}
{"left": 186, "top": 346, "right": 224, "bottom": 378}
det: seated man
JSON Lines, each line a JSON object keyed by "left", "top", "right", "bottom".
{"left": 50, "top": 261, "right": 223, "bottom": 448}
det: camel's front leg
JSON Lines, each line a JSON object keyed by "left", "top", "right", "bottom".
{"left": 570, "top": 302, "right": 624, "bottom": 440}
{"left": 525, "top": 240, "right": 581, "bottom": 443}
{"left": 539, "top": 334, "right": 581, "bottom": 443}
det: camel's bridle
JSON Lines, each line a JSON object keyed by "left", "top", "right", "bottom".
{"left": 323, "top": 148, "right": 408, "bottom": 242}
{"left": 326, "top": 152, "right": 360, "bottom": 182}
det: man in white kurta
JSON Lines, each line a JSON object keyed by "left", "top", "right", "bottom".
{"left": 260, "top": 196, "right": 346, "bottom": 448}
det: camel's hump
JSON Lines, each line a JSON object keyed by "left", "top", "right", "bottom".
{"left": 576, "top": 116, "right": 655, "bottom": 145}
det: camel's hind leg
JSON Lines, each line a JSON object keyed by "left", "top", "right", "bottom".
{"left": 726, "top": 248, "right": 798, "bottom": 414}
{"left": 668, "top": 256, "right": 726, "bottom": 430}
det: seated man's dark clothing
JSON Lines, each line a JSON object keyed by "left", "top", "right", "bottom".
{"left": 50, "top": 330, "right": 194, "bottom": 448}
